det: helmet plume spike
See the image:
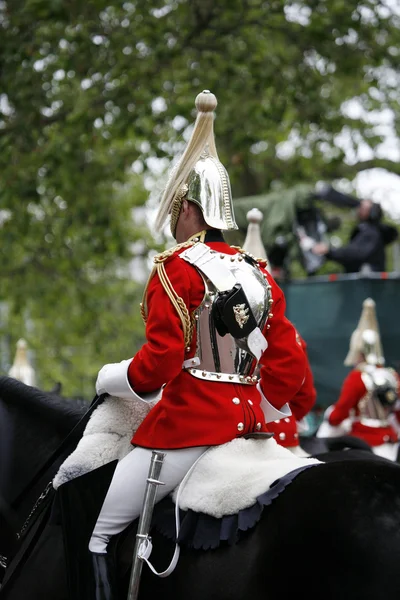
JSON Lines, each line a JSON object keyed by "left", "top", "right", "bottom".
{"left": 154, "top": 91, "right": 218, "bottom": 232}
{"left": 155, "top": 90, "right": 237, "bottom": 237}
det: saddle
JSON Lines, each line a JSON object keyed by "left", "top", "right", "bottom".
{"left": 53, "top": 395, "right": 321, "bottom": 552}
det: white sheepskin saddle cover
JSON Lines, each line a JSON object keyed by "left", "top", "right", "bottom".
{"left": 173, "top": 438, "right": 321, "bottom": 518}
{"left": 53, "top": 394, "right": 153, "bottom": 489}
{"left": 53, "top": 395, "right": 321, "bottom": 518}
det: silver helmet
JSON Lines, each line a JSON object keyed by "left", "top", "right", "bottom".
{"left": 155, "top": 91, "right": 238, "bottom": 237}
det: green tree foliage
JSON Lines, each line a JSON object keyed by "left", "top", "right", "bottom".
{"left": 1, "top": 0, "right": 399, "bottom": 394}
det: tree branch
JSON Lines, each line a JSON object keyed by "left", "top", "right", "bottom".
{"left": 322, "top": 159, "right": 400, "bottom": 179}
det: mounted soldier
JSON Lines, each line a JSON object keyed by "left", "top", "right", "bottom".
{"left": 318, "top": 298, "right": 399, "bottom": 460}
{"left": 82, "top": 90, "right": 307, "bottom": 598}
{"left": 242, "top": 207, "right": 317, "bottom": 455}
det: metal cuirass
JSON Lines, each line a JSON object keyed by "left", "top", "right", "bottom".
{"left": 180, "top": 245, "right": 272, "bottom": 385}
{"left": 358, "top": 366, "right": 399, "bottom": 425}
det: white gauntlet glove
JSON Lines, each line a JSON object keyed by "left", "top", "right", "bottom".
{"left": 323, "top": 405, "right": 334, "bottom": 421}
{"left": 316, "top": 405, "right": 352, "bottom": 438}
{"left": 96, "top": 358, "right": 135, "bottom": 399}
{"left": 96, "top": 358, "right": 165, "bottom": 404}
{"left": 256, "top": 382, "right": 291, "bottom": 423}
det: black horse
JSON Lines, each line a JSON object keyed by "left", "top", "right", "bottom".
{"left": 0, "top": 376, "right": 87, "bottom": 564}
{"left": 2, "top": 375, "right": 400, "bottom": 600}
{"left": 300, "top": 433, "right": 376, "bottom": 457}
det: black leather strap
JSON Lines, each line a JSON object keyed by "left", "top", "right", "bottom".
{"left": 11, "top": 395, "right": 106, "bottom": 509}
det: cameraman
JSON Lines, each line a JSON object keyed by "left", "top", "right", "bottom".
{"left": 312, "top": 199, "right": 398, "bottom": 273}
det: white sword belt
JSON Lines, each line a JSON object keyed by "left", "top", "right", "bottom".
{"left": 355, "top": 417, "right": 390, "bottom": 428}
{"left": 184, "top": 367, "right": 258, "bottom": 385}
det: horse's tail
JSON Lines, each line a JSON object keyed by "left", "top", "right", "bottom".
{"left": 325, "top": 435, "right": 373, "bottom": 453}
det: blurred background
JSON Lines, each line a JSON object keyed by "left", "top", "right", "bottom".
{"left": 1, "top": 0, "right": 400, "bottom": 409}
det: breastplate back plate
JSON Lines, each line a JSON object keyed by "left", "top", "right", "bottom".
{"left": 192, "top": 252, "right": 271, "bottom": 378}
{"left": 359, "top": 367, "right": 398, "bottom": 423}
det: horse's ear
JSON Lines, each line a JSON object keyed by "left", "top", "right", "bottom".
{"left": 49, "top": 382, "right": 62, "bottom": 395}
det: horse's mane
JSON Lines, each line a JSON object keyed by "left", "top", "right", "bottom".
{"left": 0, "top": 376, "right": 86, "bottom": 431}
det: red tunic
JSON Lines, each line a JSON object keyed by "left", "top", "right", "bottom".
{"left": 328, "top": 368, "right": 398, "bottom": 446}
{"left": 290, "top": 336, "right": 317, "bottom": 422}
{"left": 129, "top": 240, "right": 307, "bottom": 449}
{"left": 267, "top": 335, "right": 317, "bottom": 447}
{"left": 267, "top": 415, "right": 299, "bottom": 448}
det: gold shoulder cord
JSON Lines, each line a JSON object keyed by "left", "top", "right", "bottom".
{"left": 140, "top": 240, "right": 196, "bottom": 348}
{"left": 140, "top": 265, "right": 157, "bottom": 323}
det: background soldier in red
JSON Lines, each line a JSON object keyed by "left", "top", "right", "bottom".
{"left": 267, "top": 333, "right": 316, "bottom": 454}
{"left": 319, "top": 298, "right": 399, "bottom": 460}
{"left": 242, "top": 208, "right": 317, "bottom": 455}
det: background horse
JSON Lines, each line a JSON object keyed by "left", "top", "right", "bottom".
{"left": 2, "top": 376, "right": 400, "bottom": 600}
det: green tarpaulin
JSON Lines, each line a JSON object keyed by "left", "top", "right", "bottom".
{"left": 281, "top": 275, "right": 400, "bottom": 409}
{"left": 233, "top": 183, "right": 315, "bottom": 253}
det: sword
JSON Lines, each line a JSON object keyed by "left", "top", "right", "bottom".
{"left": 127, "top": 450, "right": 165, "bottom": 600}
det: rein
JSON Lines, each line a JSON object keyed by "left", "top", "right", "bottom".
{"left": 10, "top": 395, "right": 105, "bottom": 512}
{"left": 1, "top": 394, "right": 105, "bottom": 574}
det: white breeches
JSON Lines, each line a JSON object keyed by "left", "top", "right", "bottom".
{"left": 89, "top": 445, "right": 207, "bottom": 554}
{"left": 372, "top": 442, "right": 399, "bottom": 462}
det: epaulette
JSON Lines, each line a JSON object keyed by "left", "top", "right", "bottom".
{"left": 153, "top": 239, "right": 197, "bottom": 264}
{"left": 230, "top": 245, "right": 268, "bottom": 269}
{"left": 256, "top": 257, "right": 268, "bottom": 269}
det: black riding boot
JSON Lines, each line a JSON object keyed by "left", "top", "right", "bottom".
{"left": 91, "top": 552, "right": 118, "bottom": 600}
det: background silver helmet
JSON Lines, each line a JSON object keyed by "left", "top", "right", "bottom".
{"left": 344, "top": 298, "right": 385, "bottom": 366}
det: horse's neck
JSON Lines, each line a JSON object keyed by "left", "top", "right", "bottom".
{"left": 0, "top": 391, "right": 84, "bottom": 518}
